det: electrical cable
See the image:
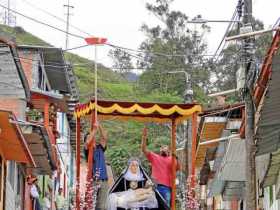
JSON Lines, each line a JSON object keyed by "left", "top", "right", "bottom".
{"left": 22, "top": 0, "right": 93, "bottom": 37}
{"left": 0, "top": 3, "right": 85, "bottom": 40}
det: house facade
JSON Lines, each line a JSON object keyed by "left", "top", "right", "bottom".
{"left": 0, "top": 35, "right": 78, "bottom": 210}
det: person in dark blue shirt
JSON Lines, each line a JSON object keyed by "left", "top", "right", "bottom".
{"left": 84, "top": 124, "right": 108, "bottom": 210}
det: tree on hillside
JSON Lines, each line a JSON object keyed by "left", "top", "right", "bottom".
{"left": 137, "top": 0, "right": 212, "bottom": 103}
{"left": 108, "top": 48, "right": 134, "bottom": 74}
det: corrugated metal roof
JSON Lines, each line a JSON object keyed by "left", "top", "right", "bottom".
{"left": 219, "top": 139, "right": 246, "bottom": 181}
{"left": 256, "top": 154, "right": 270, "bottom": 185}
{"left": 208, "top": 134, "right": 246, "bottom": 200}
{"left": 256, "top": 50, "right": 280, "bottom": 155}
{"left": 0, "top": 44, "right": 29, "bottom": 99}
{"left": 208, "top": 140, "right": 227, "bottom": 197}
{"left": 42, "top": 48, "right": 70, "bottom": 93}
{"left": 208, "top": 177, "right": 225, "bottom": 197}
{"left": 17, "top": 46, "right": 70, "bottom": 93}
{"left": 262, "top": 149, "right": 280, "bottom": 187}
{"left": 223, "top": 181, "right": 245, "bottom": 201}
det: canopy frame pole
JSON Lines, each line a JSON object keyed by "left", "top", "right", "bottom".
{"left": 171, "top": 119, "right": 177, "bottom": 210}
{"left": 94, "top": 45, "right": 98, "bottom": 122}
{"left": 75, "top": 116, "right": 81, "bottom": 210}
{"left": 191, "top": 112, "right": 198, "bottom": 188}
{"left": 85, "top": 112, "right": 96, "bottom": 207}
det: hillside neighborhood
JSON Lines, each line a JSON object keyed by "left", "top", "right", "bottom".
{"left": 0, "top": 0, "right": 279, "bottom": 210}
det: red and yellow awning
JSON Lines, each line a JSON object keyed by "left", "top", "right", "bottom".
{"left": 75, "top": 100, "right": 201, "bottom": 123}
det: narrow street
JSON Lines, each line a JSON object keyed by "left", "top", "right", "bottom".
{"left": 0, "top": 0, "right": 279, "bottom": 210}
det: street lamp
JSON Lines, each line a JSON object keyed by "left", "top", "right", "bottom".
{"left": 187, "top": 19, "right": 240, "bottom": 24}
{"left": 166, "top": 71, "right": 193, "bottom": 103}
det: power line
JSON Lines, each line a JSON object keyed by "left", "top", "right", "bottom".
{"left": 63, "top": 44, "right": 90, "bottom": 51}
{"left": 22, "top": 0, "right": 92, "bottom": 36}
{"left": 107, "top": 43, "right": 216, "bottom": 58}
{"left": 212, "top": 8, "right": 239, "bottom": 62}
{"left": 0, "top": 3, "right": 85, "bottom": 40}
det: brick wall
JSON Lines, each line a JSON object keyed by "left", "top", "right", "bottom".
{"left": 18, "top": 51, "right": 34, "bottom": 88}
{"left": 0, "top": 98, "right": 26, "bottom": 120}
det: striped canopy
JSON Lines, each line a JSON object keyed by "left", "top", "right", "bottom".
{"left": 74, "top": 100, "right": 201, "bottom": 123}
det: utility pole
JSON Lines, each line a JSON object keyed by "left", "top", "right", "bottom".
{"left": 242, "top": 0, "right": 257, "bottom": 209}
{"left": 4, "top": 0, "right": 10, "bottom": 25}
{"left": 64, "top": 0, "right": 74, "bottom": 50}
{"left": 7, "top": 0, "right": 10, "bottom": 25}
{"left": 183, "top": 72, "right": 194, "bottom": 210}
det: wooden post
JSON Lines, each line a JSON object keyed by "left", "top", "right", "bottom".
{"left": 85, "top": 112, "right": 96, "bottom": 206}
{"left": 191, "top": 112, "right": 198, "bottom": 188}
{"left": 171, "top": 119, "right": 177, "bottom": 210}
{"left": 87, "top": 112, "right": 96, "bottom": 178}
{"left": 44, "top": 102, "right": 50, "bottom": 127}
{"left": 76, "top": 116, "right": 81, "bottom": 210}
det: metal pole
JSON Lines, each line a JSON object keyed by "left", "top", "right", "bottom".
{"left": 94, "top": 45, "right": 98, "bottom": 121}
{"left": 171, "top": 119, "right": 177, "bottom": 210}
{"left": 226, "top": 27, "right": 280, "bottom": 41}
{"left": 7, "top": 0, "right": 10, "bottom": 25}
{"left": 64, "top": 0, "right": 74, "bottom": 49}
{"left": 199, "top": 134, "right": 240, "bottom": 146}
{"left": 243, "top": 0, "right": 257, "bottom": 209}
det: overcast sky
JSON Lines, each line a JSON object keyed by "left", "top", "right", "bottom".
{"left": 4, "top": 0, "right": 280, "bottom": 67}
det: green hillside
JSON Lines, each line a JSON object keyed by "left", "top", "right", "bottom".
{"left": 0, "top": 24, "right": 183, "bottom": 175}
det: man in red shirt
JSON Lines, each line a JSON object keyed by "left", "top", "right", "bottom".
{"left": 141, "top": 127, "right": 180, "bottom": 207}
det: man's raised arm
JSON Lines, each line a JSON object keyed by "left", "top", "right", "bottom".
{"left": 99, "top": 124, "right": 108, "bottom": 148}
{"left": 85, "top": 124, "right": 98, "bottom": 148}
{"left": 141, "top": 127, "right": 149, "bottom": 156}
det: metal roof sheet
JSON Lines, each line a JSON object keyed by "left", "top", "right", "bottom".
{"left": 0, "top": 44, "right": 30, "bottom": 99}
{"left": 256, "top": 50, "right": 280, "bottom": 155}
{"left": 219, "top": 139, "right": 246, "bottom": 181}
{"left": 262, "top": 149, "right": 280, "bottom": 187}
{"left": 222, "top": 181, "right": 245, "bottom": 201}
{"left": 208, "top": 134, "right": 246, "bottom": 200}
{"left": 17, "top": 46, "right": 70, "bottom": 93}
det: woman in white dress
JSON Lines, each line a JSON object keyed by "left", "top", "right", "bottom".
{"left": 108, "top": 158, "right": 158, "bottom": 210}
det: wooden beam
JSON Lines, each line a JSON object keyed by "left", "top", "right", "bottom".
{"left": 199, "top": 134, "right": 240, "bottom": 146}
{"left": 76, "top": 116, "right": 81, "bottom": 210}
{"left": 171, "top": 119, "right": 177, "bottom": 210}
{"left": 208, "top": 89, "right": 238, "bottom": 97}
{"left": 44, "top": 102, "right": 50, "bottom": 128}
{"left": 226, "top": 27, "right": 280, "bottom": 41}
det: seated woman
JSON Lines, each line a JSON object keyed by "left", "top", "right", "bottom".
{"left": 108, "top": 158, "right": 169, "bottom": 210}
